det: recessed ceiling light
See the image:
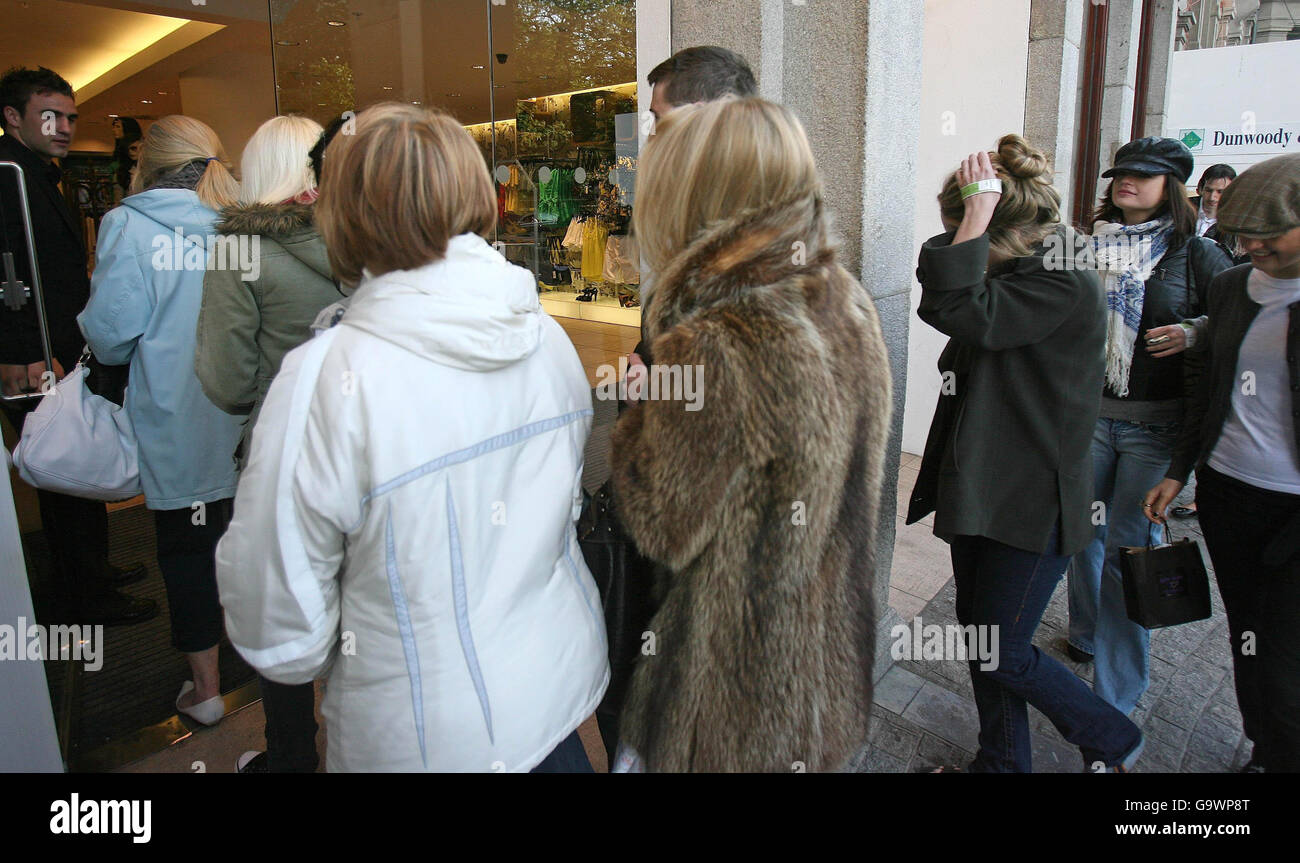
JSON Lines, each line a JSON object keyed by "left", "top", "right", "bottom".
{"left": 472, "top": 65, "right": 485, "bottom": 70}
{"left": 157, "top": 91, "right": 167, "bottom": 95}
{"left": 140, "top": 99, "right": 152, "bottom": 104}
{"left": 445, "top": 93, "right": 460, "bottom": 98}
{"left": 382, "top": 85, "right": 393, "bottom": 90}
{"left": 327, "top": 20, "right": 345, "bottom": 27}
{"left": 412, "top": 101, "right": 422, "bottom": 105}
{"left": 275, "top": 40, "right": 299, "bottom": 47}
{"left": 493, "top": 83, "right": 505, "bottom": 89}
{"left": 108, "top": 113, "right": 119, "bottom": 118}
{"left": 317, "top": 102, "right": 326, "bottom": 106}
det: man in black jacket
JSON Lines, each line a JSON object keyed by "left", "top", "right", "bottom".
{"left": 0, "top": 66, "right": 153, "bottom": 625}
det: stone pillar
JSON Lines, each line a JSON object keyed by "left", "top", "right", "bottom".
{"left": 1255, "top": 0, "right": 1297, "bottom": 41}
{"left": 1025, "top": 0, "right": 1085, "bottom": 218}
{"left": 1175, "top": 8, "right": 1197, "bottom": 50}
{"left": 1098, "top": 0, "right": 1145, "bottom": 174}
{"left": 1139, "top": 0, "right": 1181, "bottom": 138}
{"left": 671, "top": 0, "right": 924, "bottom": 684}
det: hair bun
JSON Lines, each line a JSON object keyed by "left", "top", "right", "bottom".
{"left": 997, "top": 134, "right": 1050, "bottom": 181}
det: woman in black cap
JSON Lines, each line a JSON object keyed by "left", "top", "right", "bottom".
{"left": 1146, "top": 152, "right": 1300, "bottom": 773}
{"left": 1066, "top": 136, "right": 1232, "bottom": 717}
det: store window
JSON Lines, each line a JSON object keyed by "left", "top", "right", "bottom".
{"left": 271, "top": 0, "right": 642, "bottom": 324}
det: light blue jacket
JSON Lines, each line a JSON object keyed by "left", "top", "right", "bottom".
{"left": 78, "top": 189, "right": 242, "bottom": 510}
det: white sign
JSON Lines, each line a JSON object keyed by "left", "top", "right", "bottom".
{"left": 1177, "top": 123, "right": 1299, "bottom": 158}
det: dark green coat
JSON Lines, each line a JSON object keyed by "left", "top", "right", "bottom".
{"left": 194, "top": 202, "right": 339, "bottom": 462}
{"left": 906, "top": 229, "right": 1105, "bottom": 556}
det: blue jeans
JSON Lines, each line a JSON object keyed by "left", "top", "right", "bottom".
{"left": 1067, "top": 417, "right": 1173, "bottom": 714}
{"left": 952, "top": 526, "right": 1142, "bottom": 772}
{"left": 530, "top": 729, "right": 594, "bottom": 773}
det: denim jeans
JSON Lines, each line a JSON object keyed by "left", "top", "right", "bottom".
{"left": 1067, "top": 417, "right": 1172, "bottom": 714}
{"left": 952, "top": 525, "right": 1142, "bottom": 772}
{"left": 1197, "top": 466, "right": 1300, "bottom": 772}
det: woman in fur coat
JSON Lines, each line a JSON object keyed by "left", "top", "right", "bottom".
{"left": 610, "top": 97, "right": 892, "bottom": 772}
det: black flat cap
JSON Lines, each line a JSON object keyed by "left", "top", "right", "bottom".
{"left": 1102, "top": 136, "right": 1194, "bottom": 184}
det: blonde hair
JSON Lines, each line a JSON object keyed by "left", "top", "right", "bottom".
{"left": 317, "top": 103, "right": 496, "bottom": 288}
{"left": 129, "top": 115, "right": 238, "bottom": 211}
{"left": 938, "top": 134, "right": 1061, "bottom": 259}
{"left": 634, "top": 97, "right": 823, "bottom": 273}
{"left": 239, "top": 115, "right": 324, "bottom": 205}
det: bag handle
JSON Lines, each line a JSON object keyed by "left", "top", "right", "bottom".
{"left": 1144, "top": 520, "right": 1175, "bottom": 550}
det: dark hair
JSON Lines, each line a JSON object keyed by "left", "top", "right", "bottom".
{"left": 0, "top": 66, "right": 74, "bottom": 131}
{"left": 112, "top": 117, "right": 142, "bottom": 189}
{"left": 647, "top": 46, "right": 756, "bottom": 107}
{"left": 309, "top": 113, "right": 351, "bottom": 185}
{"left": 115, "top": 116, "right": 142, "bottom": 140}
{"left": 1092, "top": 173, "right": 1197, "bottom": 251}
{"left": 1197, "top": 163, "right": 1237, "bottom": 190}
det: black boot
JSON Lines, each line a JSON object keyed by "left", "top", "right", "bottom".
{"left": 104, "top": 562, "right": 148, "bottom": 587}
{"left": 75, "top": 590, "right": 158, "bottom": 626}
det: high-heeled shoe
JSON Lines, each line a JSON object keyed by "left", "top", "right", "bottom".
{"left": 176, "top": 680, "right": 225, "bottom": 726}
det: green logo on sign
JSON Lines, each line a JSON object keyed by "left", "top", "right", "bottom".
{"left": 1180, "top": 129, "right": 1204, "bottom": 151}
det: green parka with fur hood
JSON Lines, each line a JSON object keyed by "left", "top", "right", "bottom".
{"left": 195, "top": 201, "right": 340, "bottom": 464}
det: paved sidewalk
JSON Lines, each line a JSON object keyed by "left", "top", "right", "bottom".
{"left": 859, "top": 471, "right": 1250, "bottom": 773}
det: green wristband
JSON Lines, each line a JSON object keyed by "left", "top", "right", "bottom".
{"left": 960, "top": 179, "right": 1003, "bottom": 199}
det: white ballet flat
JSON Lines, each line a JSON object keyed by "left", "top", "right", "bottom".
{"left": 176, "top": 680, "right": 225, "bottom": 726}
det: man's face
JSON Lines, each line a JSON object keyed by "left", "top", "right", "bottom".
{"left": 1240, "top": 226, "right": 1300, "bottom": 280}
{"left": 649, "top": 79, "right": 673, "bottom": 123}
{"left": 1199, "top": 177, "right": 1231, "bottom": 216}
{"left": 2, "top": 91, "right": 77, "bottom": 162}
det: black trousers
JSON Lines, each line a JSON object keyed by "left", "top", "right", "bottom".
{"left": 1196, "top": 465, "right": 1300, "bottom": 772}
{"left": 3, "top": 402, "right": 112, "bottom": 611}
{"left": 153, "top": 499, "right": 232, "bottom": 653}
{"left": 259, "top": 676, "right": 320, "bottom": 773}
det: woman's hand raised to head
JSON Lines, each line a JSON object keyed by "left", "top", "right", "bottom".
{"left": 952, "top": 150, "right": 1002, "bottom": 247}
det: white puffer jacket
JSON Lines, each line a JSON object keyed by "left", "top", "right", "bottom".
{"left": 215, "top": 234, "right": 608, "bottom": 772}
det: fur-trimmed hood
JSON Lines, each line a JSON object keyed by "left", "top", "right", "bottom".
{"left": 216, "top": 201, "right": 315, "bottom": 238}
{"left": 213, "top": 201, "right": 332, "bottom": 282}
{"left": 611, "top": 196, "right": 892, "bottom": 772}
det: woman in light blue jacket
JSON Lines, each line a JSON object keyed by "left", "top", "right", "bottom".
{"left": 79, "top": 116, "right": 244, "bottom": 727}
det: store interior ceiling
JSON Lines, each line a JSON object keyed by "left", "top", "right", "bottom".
{"left": 3, "top": 0, "right": 637, "bottom": 152}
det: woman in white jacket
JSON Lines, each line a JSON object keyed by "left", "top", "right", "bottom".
{"left": 215, "top": 104, "right": 608, "bottom": 772}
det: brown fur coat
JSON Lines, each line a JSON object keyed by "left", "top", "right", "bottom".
{"left": 611, "top": 195, "right": 892, "bottom": 772}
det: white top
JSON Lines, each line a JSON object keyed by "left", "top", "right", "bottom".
{"left": 215, "top": 234, "right": 609, "bottom": 771}
{"left": 1207, "top": 269, "right": 1300, "bottom": 494}
{"left": 1195, "top": 203, "right": 1217, "bottom": 238}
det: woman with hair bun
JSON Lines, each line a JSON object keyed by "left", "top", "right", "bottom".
{"left": 907, "top": 133, "right": 1144, "bottom": 772}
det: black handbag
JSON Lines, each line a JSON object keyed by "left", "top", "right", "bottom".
{"left": 1119, "top": 524, "right": 1212, "bottom": 629}
{"left": 576, "top": 478, "right": 659, "bottom": 714}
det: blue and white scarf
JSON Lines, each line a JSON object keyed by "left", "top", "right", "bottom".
{"left": 1091, "top": 217, "right": 1174, "bottom": 397}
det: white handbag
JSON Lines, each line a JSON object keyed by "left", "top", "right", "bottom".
{"left": 10, "top": 358, "right": 141, "bottom": 501}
